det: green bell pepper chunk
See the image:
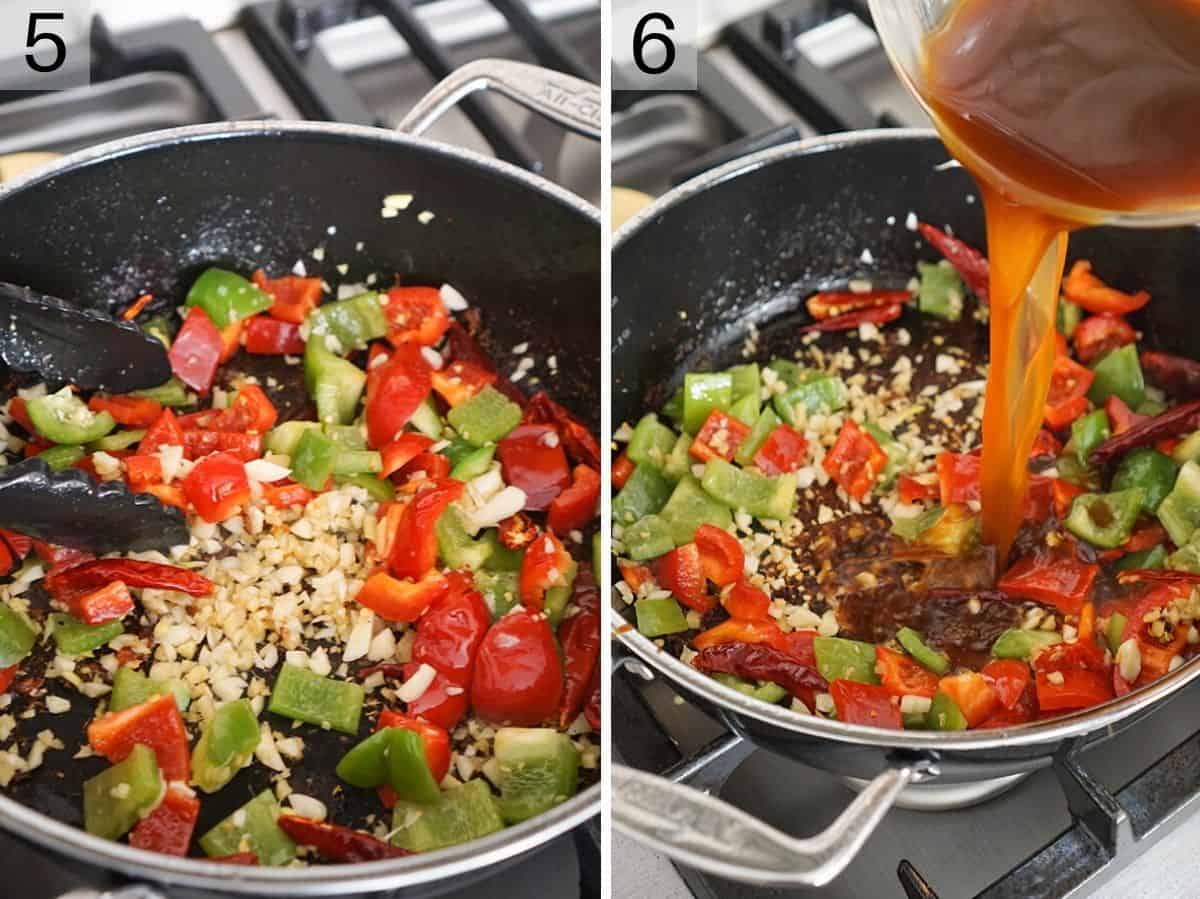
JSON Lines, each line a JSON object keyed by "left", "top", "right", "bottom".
{"left": 447, "top": 386, "right": 522, "bottom": 446}
{"left": 1105, "top": 613, "right": 1128, "bottom": 654}
{"left": 627, "top": 414, "right": 678, "bottom": 471}
{"left": 735, "top": 409, "right": 780, "bottom": 466}
{"left": 409, "top": 397, "right": 445, "bottom": 439}
{"left": 1139, "top": 398, "right": 1168, "bottom": 417}
{"left": 291, "top": 428, "right": 339, "bottom": 490}
{"left": 711, "top": 673, "right": 788, "bottom": 704}
{"left": 727, "top": 394, "right": 759, "bottom": 427}
{"left": 131, "top": 377, "right": 190, "bottom": 407}
{"left": 26, "top": 387, "right": 116, "bottom": 445}
{"left": 110, "top": 666, "right": 189, "bottom": 712}
{"left": 991, "top": 628, "right": 1061, "bottom": 660}
{"left": 387, "top": 727, "right": 443, "bottom": 804}
{"left": 307, "top": 291, "right": 388, "bottom": 352}
{"left": 83, "top": 744, "right": 163, "bottom": 841}
{"left": 727, "top": 363, "right": 760, "bottom": 403}
{"left": 186, "top": 268, "right": 274, "bottom": 328}
{"left": 1064, "top": 488, "right": 1145, "bottom": 549}
{"left": 635, "top": 597, "right": 690, "bottom": 638}
{"left": 543, "top": 559, "right": 578, "bottom": 628}
{"left": 265, "top": 420, "right": 321, "bottom": 455}
{"left": 813, "top": 636, "right": 879, "bottom": 684}
{"left": 773, "top": 373, "right": 848, "bottom": 426}
{"left": 623, "top": 515, "right": 674, "bottom": 561}
{"left": 336, "top": 727, "right": 394, "bottom": 787}
{"left": 390, "top": 779, "right": 505, "bottom": 852}
{"left": 49, "top": 613, "right": 122, "bottom": 656}
{"left": 449, "top": 445, "right": 495, "bottom": 481}
{"left": 336, "top": 473, "right": 396, "bottom": 501}
{"left": 700, "top": 459, "right": 797, "bottom": 520}
{"left": 612, "top": 463, "right": 673, "bottom": 525}
{"left": 661, "top": 432, "right": 693, "bottom": 483}
{"left": 1070, "top": 409, "right": 1110, "bottom": 467}
{"left": 1057, "top": 297, "right": 1082, "bottom": 337}
{"left": 87, "top": 429, "right": 146, "bottom": 452}
{"left": 661, "top": 387, "right": 685, "bottom": 427}
{"left": 37, "top": 444, "right": 84, "bottom": 471}
{"left": 863, "top": 422, "right": 907, "bottom": 489}
{"left": 440, "top": 438, "right": 476, "bottom": 467}
{"left": 494, "top": 727, "right": 580, "bottom": 824}
{"left": 481, "top": 532, "right": 524, "bottom": 572}
{"left": 333, "top": 449, "right": 382, "bottom": 475}
{"left": 475, "top": 569, "right": 521, "bottom": 619}
{"left": 895, "top": 627, "right": 950, "bottom": 675}
{"left": 140, "top": 315, "right": 173, "bottom": 349}
{"left": 1055, "top": 452, "right": 1101, "bottom": 491}
{"left": 192, "top": 698, "right": 260, "bottom": 793}
{"left": 1157, "top": 461, "right": 1200, "bottom": 546}
{"left": 1088, "top": 344, "right": 1146, "bottom": 409}
{"left": 436, "top": 505, "right": 494, "bottom": 570}
{"left": 267, "top": 663, "right": 364, "bottom": 734}
{"left": 927, "top": 692, "right": 968, "bottom": 731}
{"left": 682, "top": 372, "right": 733, "bottom": 434}
{"left": 917, "top": 260, "right": 964, "bottom": 321}
{"left": 890, "top": 505, "right": 944, "bottom": 543}
{"left": 323, "top": 423, "right": 367, "bottom": 449}
{"left": 304, "top": 338, "right": 367, "bottom": 426}
{"left": 767, "top": 359, "right": 802, "bottom": 387}
{"left": 0, "top": 603, "right": 36, "bottom": 667}
{"left": 1173, "top": 430, "right": 1200, "bottom": 465}
{"left": 200, "top": 790, "right": 297, "bottom": 866}
{"left": 1112, "top": 447, "right": 1177, "bottom": 513}
{"left": 659, "top": 475, "right": 733, "bottom": 545}
{"left": 1168, "top": 532, "right": 1200, "bottom": 573}
{"left": 1115, "top": 544, "right": 1167, "bottom": 572}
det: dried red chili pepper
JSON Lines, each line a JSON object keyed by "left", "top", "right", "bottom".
{"left": 276, "top": 815, "right": 411, "bottom": 862}
{"left": 443, "top": 320, "right": 525, "bottom": 406}
{"left": 523, "top": 390, "right": 601, "bottom": 470}
{"left": 355, "top": 663, "right": 407, "bottom": 680}
{"left": 692, "top": 643, "right": 828, "bottom": 701}
{"left": 1141, "top": 350, "right": 1200, "bottom": 400}
{"left": 44, "top": 559, "right": 214, "bottom": 598}
{"left": 1087, "top": 399, "right": 1200, "bottom": 468}
{"left": 917, "top": 222, "right": 990, "bottom": 302}
{"left": 583, "top": 663, "right": 600, "bottom": 732}
{"left": 805, "top": 289, "right": 913, "bottom": 321}
{"left": 498, "top": 512, "right": 538, "bottom": 550}
{"left": 800, "top": 303, "right": 903, "bottom": 334}
{"left": 557, "top": 565, "right": 600, "bottom": 728}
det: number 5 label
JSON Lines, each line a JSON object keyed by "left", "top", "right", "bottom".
{"left": 0, "top": 1, "right": 91, "bottom": 91}
{"left": 613, "top": 0, "right": 698, "bottom": 90}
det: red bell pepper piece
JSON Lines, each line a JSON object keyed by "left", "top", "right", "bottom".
{"left": 380, "top": 434, "right": 435, "bottom": 478}
{"left": 1073, "top": 315, "right": 1136, "bottom": 365}
{"left": 1023, "top": 475, "right": 1056, "bottom": 522}
{"left": 262, "top": 480, "right": 313, "bottom": 509}
{"left": 938, "top": 672, "right": 1000, "bottom": 727}
{"left": 365, "top": 345, "right": 432, "bottom": 449}
{"left": 45, "top": 558, "right": 213, "bottom": 598}
{"left": 752, "top": 424, "right": 809, "bottom": 475}
{"left": 936, "top": 451, "right": 981, "bottom": 506}
{"left": 412, "top": 580, "right": 491, "bottom": 681}
{"left": 1063, "top": 260, "right": 1150, "bottom": 316}
{"left": 917, "top": 222, "right": 990, "bottom": 302}
{"left": 611, "top": 451, "right": 634, "bottom": 489}
{"left": 244, "top": 316, "right": 305, "bottom": 355}
{"left": 355, "top": 570, "right": 449, "bottom": 623}
{"left": 64, "top": 580, "right": 133, "bottom": 626}
{"left": 277, "top": 816, "right": 411, "bottom": 862}
{"left": 183, "top": 430, "right": 262, "bottom": 462}
{"left": 997, "top": 555, "right": 1097, "bottom": 616}
{"left": 430, "top": 360, "right": 496, "bottom": 408}
{"left": 799, "top": 303, "right": 903, "bottom": 333}
{"left": 829, "top": 679, "right": 903, "bottom": 729}
{"left": 378, "top": 710, "right": 451, "bottom": 782}
{"left": 402, "top": 661, "right": 470, "bottom": 730}
{"left": 168, "top": 307, "right": 223, "bottom": 394}
{"left": 87, "top": 693, "right": 190, "bottom": 781}
{"left": 497, "top": 423, "right": 572, "bottom": 511}
{"left": 692, "top": 618, "right": 782, "bottom": 651}
{"left": 522, "top": 391, "right": 600, "bottom": 470}
{"left": 981, "top": 659, "right": 1032, "bottom": 711}
{"left": 87, "top": 395, "right": 162, "bottom": 429}
{"left": 823, "top": 420, "right": 888, "bottom": 502}
{"left": 689, "top": 410, "right": 751, "bottom": 463}
{"left": 1055, "top": 330, "right": 1070, "bottom": 358}
{"left": 1029, "top": 428, "right": 1063, "bottom": 459}
{"left": 1052, "top": 479, "right": 1085, "bottom": 519}
{"left": 557, "top": 566, "right": 601, "bottom": 727}
{"left": 183, "top": 451, "right": 250, "bottom": 522}
{"left": 897, "top": 473, "right": 940, "bottom": 504}
{"left": 129, "top": 784, "right": 200, "bottom": 857}
{"left": 0, "top": 666, "right": 16, "bottom": 696}
{"left": 1104, "top": 395, "right": 1147, "bottom": 436}
{"left": 124, "top": 454, "right": 163, "bottom": 492}
{"left": 1036, "top": 668, "right": 1113, "bottom": 711}
{"left": 388, "top": 478, "right": 464, "bottom": 579}
{"left": 771, "top": 629, "right": 818, "bottom": 666}
{"left": 617, "top": 559, "right": 654, "bottom": 593}
{"left": 140, "top": 409, "right": 185, "bottom": 456}
{"left": 252, "top": 269, "right": 323, "bottom": 324}
{"left": 653, "top": 543, "right": 713, "bottom": 613}
{"left": 875, "top": 645, "right": 940, "bottom": 699}
{"left": 1045, "top": 356, "right": 1095, "bottom": 430}
{"left": 218, "top": 319, "right": 244, "bottom": 364}
{"left": 471, "top": 608, "right": 563, "bottom": 726}
{"left": 519, "top": 530, "right": 574, "bottom": 613}
{"left": 6, "top": 397, "right": 34, "bottom": 434}
{"left": 547, "top": 465, "right": 600, "bottom": 535}
{"left": 177, "top": 385, "right": 276, "bottom": 434}
{"left": 721, "top": 578, "right": 772, "bottom": 621}
{"left": 383, "top": 286, "right": 450, "bottom": 347}
{"left": 805, "top": 289, "right": 912, "bottom": 320}
{"left": 693, "top": 523, "right": 744, "bottom": 587}
{"left": 396, "top": 451, "right": 451, "bottom": 485}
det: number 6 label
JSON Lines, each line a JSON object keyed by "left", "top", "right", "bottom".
{"left": 613, "top": 0, "right": 698, "bottom": 90}
{"left": 0, "top": 1, "right": 91, "bottom": 91}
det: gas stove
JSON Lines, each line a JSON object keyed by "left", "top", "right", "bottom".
{"left": 611, "top": 2, "right": 1200, "bottom": 897}
{"left": 0, "top": 4, "right": 598, "bottom": 897}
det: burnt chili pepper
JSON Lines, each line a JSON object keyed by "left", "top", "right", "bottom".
{"left": 693, "top": 643, "right": 828, "bottom": 699}
{"left": 917, "top": 222, "right": 990, "bottom": 303}
{"left": 523, "top": 391, "right": 602, "bottom": 470}
{"left": 44, "top": 559, "right": 214, "bottom": 598}
{"left": 498, "top": 512, "right": 538, "bottom": 550}
{"left": 277, "top": 815, "right": 412, "bottom": 862}
{"left": 800, "top": 303, "right": 903, "bottom": 334}
{"left": 558, "top": 565, "right": 600, "bottom": 728}
{"left": 1088, "top": 400, "right": 1200, "bottom": 468}
{"left": 1142, "top": 350, "right": 1200, "bottom": 400}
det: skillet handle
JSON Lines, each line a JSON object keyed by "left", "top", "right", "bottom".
{"left": 397, "top": 59, "right": 601, "bottom": 142}
{"left": 613, "top": 762, "right": 915, "bottom": 888}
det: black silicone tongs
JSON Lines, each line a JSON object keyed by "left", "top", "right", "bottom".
{"left": 0, "top": 282, "right": 189, "bottom": 552}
